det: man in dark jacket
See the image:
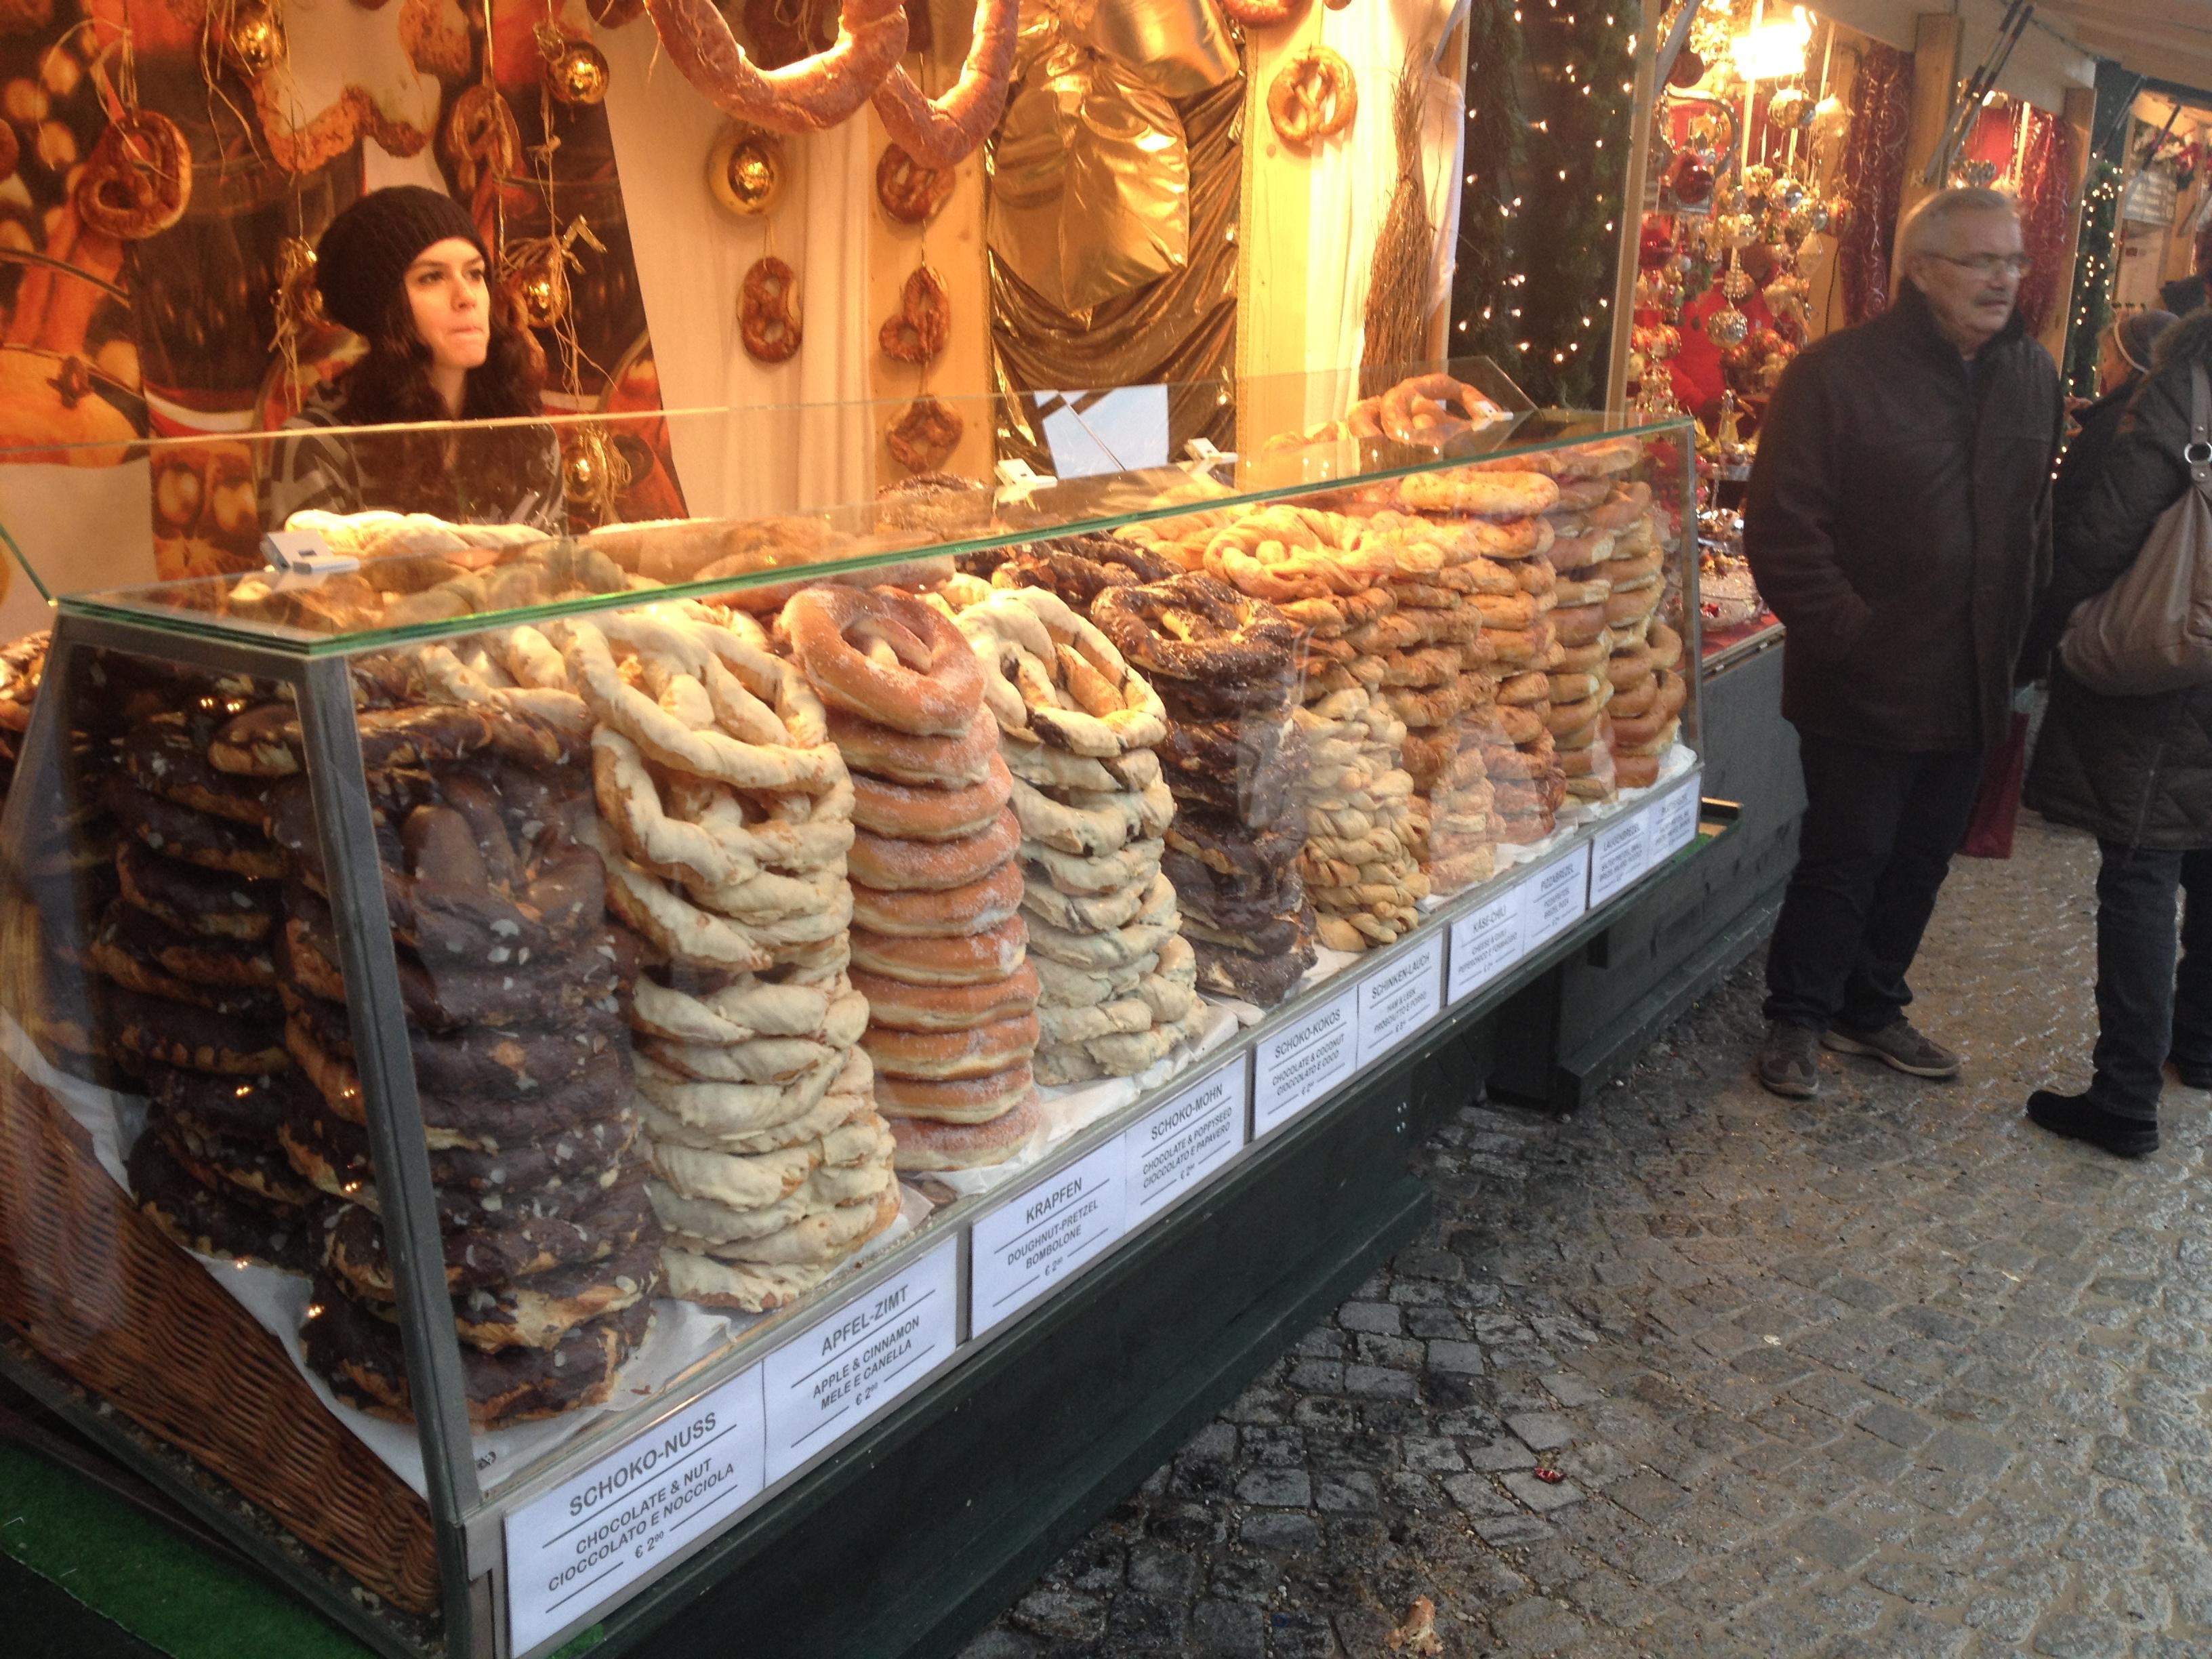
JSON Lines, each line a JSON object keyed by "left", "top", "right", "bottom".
{"left": 2022, "top": 307, "right": 2212, "bottom": 1157}
{"left": 1745, "top": 186, "right": 2062, "bottom": 1099}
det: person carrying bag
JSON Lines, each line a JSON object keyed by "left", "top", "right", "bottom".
{"left": 2022, "top": 313, "right": 2212, "bottom": 1158}
{"left": 2057, "top": 361, "right": 2212, "bottom": 695}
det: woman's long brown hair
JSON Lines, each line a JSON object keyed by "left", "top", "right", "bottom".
{"left": 331, "top": 279, "right": 559, "bottom": 522}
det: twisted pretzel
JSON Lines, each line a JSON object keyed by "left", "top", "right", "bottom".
{"left": 887, "top": 396, "right": 962, "bottom": 471}
{"left": 879, "top": 264, "right": 950, "bottom": 365}
{"left": 642, "top": 0, "right": 908, "bottom": 134}
{"left": 955, "top": 586, "right": 1168, "bottom": 758}
{"left": 76, "top": 112, "right": 191, "bottom": 241}
{"left": 1379, "top": 373, "right": 1503, "bottom": 447}
{"left": 876, "top": 141, "right": 956, "bottom": 223}
{"left": 741, "top": 255, "right": 803, "bottom": 363}
{"left": 1223, "top": 0, "right": 1305, "bottom": 23}
{"left": 1090, "top": 573, "right": 1301, "bottom": 687}
{"left": 869, "top": 0, "right": 1019, "bottom": 169}
{"left": 1267, "top": 48, "right": 1356, "bottom": 146}
{"left": 780, "top": 586, "right": 983, "bottom": 737}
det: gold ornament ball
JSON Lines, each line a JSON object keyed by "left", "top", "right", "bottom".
{"left": 228, "top": 12, "right": 285, "bottom": 76}
{"left": 1705, "top": 306, "right": 1748, "bottom": 350}
{"left": 515, "top": 266, "right": 564, "bottom": 328}
{"left": 564, "top": 447, "right": 601, "bottom": 497}
{"left": 548, "top": 42, "right": 610, "bottom": 106}
{"left": 708, "top": 124, "right": 785, "bottom": 218}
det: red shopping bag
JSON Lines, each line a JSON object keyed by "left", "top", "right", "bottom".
{"left": 1959, "top": 709, "right": 2030, "bottom": 859}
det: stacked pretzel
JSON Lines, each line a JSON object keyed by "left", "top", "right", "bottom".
{"left": 1190, "top": 505, "right": 1427, "bottom": 947}
{"left": 777, "top": 587, "right": 1040, "bottom": 1172}
{"left": 952, "top": 586, "right": 1200, "bottom": 1083}
{"left": 195, "top": 668, "right": 663, "bottom": 1428}
{"left": 1532, "top": 441, "right": 1649, "bottom": 801}
{"left": 89, "top": 674, "right": 314, "bottom": 1275}
{"left": 1092, "top": 573, "right": 1316, "bottom": 1006}
{"left": 0, "top": 630, "right": 46, "bottom": 802}
{"left": 541, "top": 604, "right": 897, "bottom": 1316}
{"left": 1613, "top": 619, "right": 1688, "bottom": 789}
{"left": 1381, "top": 468, "right": 1566, "bottom": 864}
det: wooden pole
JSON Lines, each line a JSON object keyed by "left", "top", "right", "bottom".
{"left": 1898, "top": 12, "right": 1965, "bottom": 230}
{"left": 2040, "top": 83, "right": 2100, "bottom": 367}
{"left": 1605, "top": 0, "right": 1663, "bottom": 411}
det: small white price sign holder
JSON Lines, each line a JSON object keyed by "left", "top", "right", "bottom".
{"left": 1253, "top": 987, "right": 1357, "bottom": 1138}
{"left": 1124, "top": 1055, "right": 1248, "bottom": 1226}
{"left": 1588, "top": 805, "right": 1653, "bottom": 908}
{"left": 1355, "top": 933, "right": 1444, "bottom": 1067}
{"left": 970, "top": 1139, "right": 1126, "bottom": 1336}
{"left": 761, "top": 1238, "right": 959, "bottom": 1484}
{"left": 1524, "top": 843, "right": 1593, "bottom": 947}
{"left": 1448, "top": 882, "right": 1528, "bottom": 1006}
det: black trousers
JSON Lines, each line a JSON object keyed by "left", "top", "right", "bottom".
{"left": 1764, "top": 735, "right": 1984, "bottom": 1033}
{"left": 2089, "top": 842, "right": 2212, "bottom": 1120}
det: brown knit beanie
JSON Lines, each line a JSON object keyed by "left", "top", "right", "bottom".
{"left": 314, "top": 186, "right": 488, "bottom": 338}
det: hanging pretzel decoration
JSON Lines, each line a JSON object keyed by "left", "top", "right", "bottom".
{"left": 640, "top": 0, "right": 908, "bottom": 134}
{"left": 869, "top": 0, "right": 1019, "bottom": 169}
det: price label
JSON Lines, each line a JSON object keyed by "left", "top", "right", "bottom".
{"left": 1589, "top": 806, "right": 1652, "bottom": 907}
{"left": 1253, "top": 987, "right": 1356, "bottom": 1137}
{"left": 1357, "top": 933, "right": 1444, "bottom": 1066}
{"left": 970, "top": 1139, "right": 1125, "bottom": 1336}
{"left": 762, "top": 1239, "right": 958, "bottom": 1483}
{"left": 1124, "top": 1055, "right": 1248, "bottom": 1225}
{"left": 1653, "top": 771, "right": 1703, "bottom": 859}
{"left": 260, "top": 528, "right": 358, "bottom": 575}
{"left": 1525, "top": 843, "right": 1593, "bottom": 947}
{"left": 505, "top": 1366, "right": 766, "bottom": 1654}
{"left": 1448, "top": 885, "right": 1528, "bottom": 1005}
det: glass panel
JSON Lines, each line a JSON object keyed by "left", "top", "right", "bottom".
{"left": 0, "top": 361, "right": 1689, "bottom": 654}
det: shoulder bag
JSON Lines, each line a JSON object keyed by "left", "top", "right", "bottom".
{"left": 2059, "top": 362, "right": 2212, "bottom": 697}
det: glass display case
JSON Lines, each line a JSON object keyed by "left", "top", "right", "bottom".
{"left": 0, "top": 363, "right": 1705, "bottom": 1658}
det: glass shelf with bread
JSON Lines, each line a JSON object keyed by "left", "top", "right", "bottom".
{"left": 0, "top": 362, "right": 1702, "bottom": 1659}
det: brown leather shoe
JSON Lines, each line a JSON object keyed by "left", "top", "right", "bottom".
{"left": 1757, "top": 1021, "right": 1820, "bottom": 1099}
{"left": 1823, "top": 1019, "right": 1961, "bottom": 1080}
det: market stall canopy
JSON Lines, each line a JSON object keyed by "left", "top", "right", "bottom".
{"left": 1812, "top": 0, "right": 2097, "bottom": 111}
{"left": 2033, "top": 0, "right": 2212, "bottom": 98}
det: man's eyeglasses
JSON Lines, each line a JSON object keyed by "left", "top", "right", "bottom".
{"left": 1927, "top": 253, "right": 2032, "bottom": 277}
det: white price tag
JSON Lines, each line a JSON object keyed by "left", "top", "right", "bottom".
{"left": 505, "top": 1366, "right": 766, "bottom": 1654}
{"left": 1357, "top": 933, "right": 1444, "bottom": 1067}
{"left": 261, "top": 528, "right": 359, "bottom": 575}
{"left": 1253, "top": 987, "right": 1356, "bottom": 1137}
{"left": 762, "top": 1239, "right": 958, "bottom": 1483}
{"left": 1124, "top": 1054, "right": 1248, "bottom": 1225}
{"left": 1589, "top": 807, "right": 1652, "bottom": 907}
{"left": 1448, "top": 885, "right": 1528, "bottom": 1005}
{"left": 1525, "top": 844, "right": 1593, "bottom": 947}
{"left": 970, "top": 1139, "right": 1126, "bottom": 1336}
{"left": 1654, "top": 771, "right": 1703, "bottom": 859}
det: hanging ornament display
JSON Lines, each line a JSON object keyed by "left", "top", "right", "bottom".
{"left": 1668, "top": 151, "right": 1715, "bottom": 209}
{"left": 562, "top": 422, "right": 633, "bottom": 525}
{"left": 1704, "top": 304, "right": 1748, "bottom": 349}
{"left": 219, "top": 0, "right": 286, "bottom": 77}
{"left": 1667, "top": 48, "right": 1706, "bottom": 89}
{"left": 1721, "top": 249, "right": 1752, "bottom": 302}
{"left": 501, "top": 217, "right": 604, "bottom": 332}
{"left": 537, "top": 22, "right": 610, "bottom": 107}
{"left": 708, "top": 122, "right": 785, "bottom": 219}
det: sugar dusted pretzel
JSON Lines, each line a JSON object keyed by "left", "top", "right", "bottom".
{"left": 643, "top": 0, "right": 908, "bottom": 134}
{"left": 871, "top": 0, "right": 1020, "bottom": 168}
{"left": 594, "top": 728, "right": 855, "bottom": 894}
{"left": 1399, "top": 468, "right": 1560, "bottom": 520}
{"left": 1379, "top": 373, "right": 1503, "bottom": 447}
{"left": 632, "top": 972, "right": 861, "bottom": 1045}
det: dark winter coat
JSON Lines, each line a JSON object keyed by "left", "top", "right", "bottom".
{"left": 2024, "top": 308, "right": 2212, "bottom": 850}
{"left": 1744, "top": 280, "right": 2062, "bottom": 754}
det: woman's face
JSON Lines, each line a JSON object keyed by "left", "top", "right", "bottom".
{"left": 405, "top": 237, "right": 491, "bottom": 373}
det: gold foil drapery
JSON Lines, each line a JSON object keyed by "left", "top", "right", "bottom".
{"left": 989, "top": 0, "right": 1242, "bottom": 467}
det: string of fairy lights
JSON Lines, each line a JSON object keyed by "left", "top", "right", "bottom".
{"left": 1450, "top": 0, "right": 1639, "bottom": 406}
{"left": 2062, "top": 158, "right": 2123, "bottom": 398}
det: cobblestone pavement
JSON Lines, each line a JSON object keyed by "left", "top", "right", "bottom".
{"left": 972, "top": 813, "right": 2212, "bottom": 1658}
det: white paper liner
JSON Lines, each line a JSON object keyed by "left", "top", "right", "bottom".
{"left": 0, "top": 1010, "right": 927, "bottom": 1499}
{"left": 922, "top": 1001, "right": 1243, "bottom": 1197}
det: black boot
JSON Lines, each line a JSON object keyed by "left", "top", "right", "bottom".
{"left": 2171, "top": 1057, "right": 2212, "bottom": 1090}
{"left": 2026, "top": 1090, "right": 2159, "bottom": 1159}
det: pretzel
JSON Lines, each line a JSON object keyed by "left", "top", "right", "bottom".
{"left": 1008, "top": 775, "right": 1173, "bottom": 857}
{"left": 642, "top": 0, "right": 908, "bottom": 134}
{"left": 956, "top": 586, "right": 1168, "bottom": 757}
{"left": 887, "top": 396, "right": 964, "bottom": 472}
{"left": 1224, "top": 0, "right": 1305, "bottom": 26}
{"left": 741, "top": 255, "right": 803, "bottom": 362}
{"left": 76, "top": 112, "right": 191, "bottom": 241}
{"left": 1090, "top": 573, "right": 1300, "bottom": 687}
{"left": 878, "top": 264, "right": 950, "bottom": 365}
{"left": 781, "top": 586, "right": 982, "bottom": 736}
{"left": 443, "top": 84, "right": 520, "bottom": 196}
{"left": 632, "top": 972, "right": 858, "bottom": 1045}
{"left": 594, "top": 729, "right": 855, "bottom": 893}
{"left": 1399, "top": 468, "right": 1559, "bottom": 519}
{"left": 869, "top": 0, "right": 1020, "bottom": 168}
{"left": 1380, "top": 373, "right": 1500, "bottom": 448}
{"left": 1267, "top": 47, "right": 1357, "bottom": 146}
{"left": 876, "top": 142, "right": 955, "bottom": 224}
{"left": 553, "top": 613, "right": 842, "bottom": 793}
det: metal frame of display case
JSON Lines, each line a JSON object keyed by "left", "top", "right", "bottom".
{"left": 0, "top": 406, "right": 1704, "bottom": 1659}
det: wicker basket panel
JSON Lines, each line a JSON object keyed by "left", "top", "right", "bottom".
{"left": 0, "top": 1053, "right": 441, "bottom": 1616}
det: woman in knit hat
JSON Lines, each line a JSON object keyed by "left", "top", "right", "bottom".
{"left": 260, "top": 185, "right": 562, "bottom": 531}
